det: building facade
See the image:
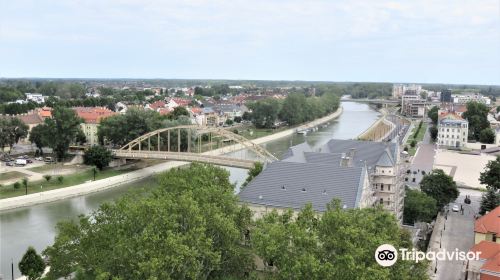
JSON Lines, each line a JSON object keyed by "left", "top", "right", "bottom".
{"left": 437, "top": 112, "right": 469, "bottom": 148}
{"left": 73, "top": 107, "right": 116, "bottom": 145}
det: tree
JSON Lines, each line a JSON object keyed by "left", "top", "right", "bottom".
{"left": 98, "top": 109, "right": 164, "bottom": 146}
{"left": 83, "top": 146, "right": 113, "bottom": 170}
{"left": 57, "top": 176, "right": 64, "bottom": 183}
{"left": 242, "top": 162, "right": 263, "bottom": 187}
{"left": 248, "top": 98, "right": 281, "bottom": 128}
{"left": 43, "top": 164, "right": 254, "bottom": 279}
{"left": 0, "top": 117, "right": 28, "bottom": 151}
{"left": 403, "top": 189, "right": 438, "bottom": 224}
{"left": 225, "top": 119, "right": 234, "bottom": 126}
{"left": 420, "top": 169, "right": 459, "bottom": 210}
{"left": 429, "top": 126, "right": 438, "bottom": 142}
{"left": 43, "top": 107, "right": 84, "bottom": 160}
{"left": 18, "top": 246, "right": 46, "bottom": 280}
{"left": 170, "top": 106, "right": 189, "bottom": 119}
{"left": 462, "top": 102, "right": 490, "bottom": 140}
{"left": 428, "top": 106, "right": 439, "bottom": 125}
{"left": 43, "top": 175, "right": 52, "bottom": 182}
{"left": 280, "top": 93, "right": 308, "bottom": 125}
{"left": 13, "top": 181, "right": 21, "bottom": 189}
{"left": 479, "top": 188, "right": 500, "bottom": 215}
{"left": 480, "top": 156, "right": 500, "bottom": 191}
{"left": 234, "top": 116, "right": 242, "bottom": 123}
{"left": 29, "top": 124, "right": 48, "bottom": 154}
{"left": 252, "top": 201, "right": 429, "bottom": 279}
{"left": 479, "top": 128, "right": 495, "bottom": 144}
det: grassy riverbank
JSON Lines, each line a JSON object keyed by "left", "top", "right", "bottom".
{"left": 0, "top": 167, "right": 136, "bottom": 199}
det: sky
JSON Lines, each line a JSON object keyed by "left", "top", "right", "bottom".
{"left": 0, "top": 0, "right": 499, "bottom": 85}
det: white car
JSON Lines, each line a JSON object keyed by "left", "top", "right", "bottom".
{"left": 452, "top": 205, "right": 460, "bottom": 212}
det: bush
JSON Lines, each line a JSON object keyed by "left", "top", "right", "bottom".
{"left": 57, "top": 176, "right": 64, "bottom": 183}
{"left": 479, "top": 128, "right": 495, "bottom": 144}
{"left": 404, "top": 146, "right": 408, "bottom": 152}
{"left": 43, "top": 175, "right": 52, "bottom": 182}
{"left": 234, "top": 116, "right": 242, "bottom": 123}
{"left": 13, "top": 182, "right": 21, "bottom": 189}
{"left": 232, "top": 129, "right": 239, "bottom": 135}
{"left": 410, "top": 140, "right": 417, "bottom": 148}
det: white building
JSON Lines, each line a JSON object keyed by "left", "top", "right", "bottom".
{"left": 393, "top": 84, "right": 422, "bottom": 99}
{"left": 437, "top": 112, "right": 469, "bottom": 148}
{"left": 452, "top": 93, "right": 491, "bottom": 105}
{"left": 25, "top": 93, "right": 45, "bottom": 104}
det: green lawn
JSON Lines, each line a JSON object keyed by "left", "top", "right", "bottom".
{"left": 27, "top": 163, "right": 68, "bottom": 173}
{"left": 405, "top": 121, "right": 428, "bottom": 156}
{"left": 0, "top": 167, "right": 137, "bottom": 199}
{"left": 0, "top": 171, "right": 26, "bottom": 182}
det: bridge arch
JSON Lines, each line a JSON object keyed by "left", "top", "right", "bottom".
{"left": 113, "top": 125, "right": 277, "bottom": 168}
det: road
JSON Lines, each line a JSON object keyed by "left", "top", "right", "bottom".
{"left": 407, "top": 122, "right": 437, "bottom": 188}
{"left": 433, "top": 189, "right": 482, "bottom": 280}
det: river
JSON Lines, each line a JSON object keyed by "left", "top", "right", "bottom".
{"left": 0, "top": 102, "right": 379, "bottom": 278}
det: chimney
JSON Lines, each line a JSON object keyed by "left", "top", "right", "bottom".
{"left": 340, "top": 153, "right": 350, "bottom": 167}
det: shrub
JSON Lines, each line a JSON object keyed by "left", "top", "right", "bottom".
{"left": 57, "top": 176, "right": 64, "bottom": 183}
{"left": 43, "top": 175, "right": 52, "bottom": 182}
{"left": 410, "top": 140, "right": 417, "bottom": 148}
{"left": 13, "top": 182, "right": 21, "bottom": 189}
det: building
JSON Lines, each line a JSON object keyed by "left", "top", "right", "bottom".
{"left": 239, "top": 139, "right": 404, "bottom": 222}
{"left": 401, "top": 100, "right": 427, "bottom": 117}
{"left": 7, "top": 107, "right": 53, "bottom": 143}
{"left": 441, "top": 89, "right": 452, "bottom": 103}
{"left": 453, "top": 93, "right": 491, "bottom": 105}
{"left": 465, "top": 241, "right": 500, "bottom": 280}
{"left": 437, "top": 112, "right": 469, "bottom": 148}
{"left": 73, "top": 107, "right": 116, "bottom": 145}
{"left": 475, "top": 206, "right": 500, "bottom": 245}
{"left": 25, "top": 93, "right": 45, "bottom": 104}
{"left": 393, "top": 84, "right": 422, "bottom": 99}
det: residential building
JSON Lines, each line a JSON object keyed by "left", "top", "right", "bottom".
{"left": 7, "top": 107, "right": 53, "bottom": 143}
{"left": 239, "top": 139, "right": 404, "bottom": 222}
{"left": 465, "top": 241, "right": 500, "bottom": 280}
{"left": 437, "top": 112, "right": 469, "bottom": 148}
{"left": 73, "top": 107, "right": 116, "bottom": 145}
{"left": 474, "top": 206, "right": 500, "bottom": 245}
{"left": 393, "top": 84, "right": 422, "bottom": 99}
{"left": 401, "top": 99, "right": 427, "bottom": 117}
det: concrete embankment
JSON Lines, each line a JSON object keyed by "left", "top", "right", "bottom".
{"left": 357, "top": 109, "right": 395, "bottom": 141}
{"left": 0, "top": 107, "right": 343, "bottom": 211}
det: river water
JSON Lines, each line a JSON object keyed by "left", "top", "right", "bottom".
{"left": 0, "top": 102, "right": 379, "bottom": 278}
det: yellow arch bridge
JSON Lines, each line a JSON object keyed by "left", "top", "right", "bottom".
{"left": 112, "top": 125, "right": 278, "bottom": 169}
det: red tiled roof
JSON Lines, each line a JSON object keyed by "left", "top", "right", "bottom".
{"left": 470, "top": 241, "right": 500, "bottom": 260}
{"left": 190, "top": 107, "right": 202, "bottom": 114}
{"left": 73, "top": 107, "right": 116, "bottom": 124}
{"left": 482, "top": 252, "right": 500, "bottom": 274}
{"left": 439, "top": 112, "right": 465, "bottom": 121}
{"left": 18, "top": 113, "right": 43, "bottom": 125}
{"left": 149, "top": 100, "right": 166, "bottom": 110}
{"left": 475, "top": 206, "right": 500, "bottom": 234}
{"left": 171, "top": 98, "right": 191, "bottom": 106}
{"left": 157, "top": 108, "right": 173, "bottom": 115}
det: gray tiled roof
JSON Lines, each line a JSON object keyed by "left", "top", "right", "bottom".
{"left": 321, "top": 139, "right": 397, "bottom": 168}
{"left": 239, "top": 161, "right": 366, "bottom": 212}
{"left": 376, "top": 150, "right": 394, "bottom": 167}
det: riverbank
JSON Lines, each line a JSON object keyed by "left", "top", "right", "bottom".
{"left": 0, "top": 106, "right": 343, "bottom": 211}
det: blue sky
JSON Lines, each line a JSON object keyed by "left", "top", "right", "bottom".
{"left": 0, "top": 0, "right": 499, "bottom": 85}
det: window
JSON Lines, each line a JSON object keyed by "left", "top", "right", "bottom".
{"left": 381, "top": 184, "right": 384, "bottom": 191}
{"left": 380, "top": 198, "right": 383, "bottom": 204}
{"left": 388, "top": 185, "right": 391, "bottom": 191}
{"left": 493, "top": 234, "right": 497, "bottom": 243}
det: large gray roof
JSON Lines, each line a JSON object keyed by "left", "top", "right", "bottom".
{"left": 321, "top": 139, "right": 397, "bottom": 168}
{"left": 239, "top": 161, "right": 366, "bottom": 211}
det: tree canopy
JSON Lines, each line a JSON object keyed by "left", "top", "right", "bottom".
{"left": 43, "top": 107, "right": 84, "bottom": 160}
{"left": 0, "top": 117, "right": 28, "bottom": 151}
{"left": 252, "top": 202, "right": 429, "bottom": 279}
{"left": 420, "top": 169, "right": 459, "bottom": 210}
{"left": 43, "top": 164, "right": 254, "bottom": 280}
{"left": 480, "top": 156, "right": 500, "bottom": 191}
{"left": 403, "top": 188, "right": 438, "bottom": 224}
{"left": 18, "top": 246, "right": 46, "bottom": 280}
{"left": 462, "top": 102, "right": 490, "bottom": 141}
{"left": 427, "top": 106, "right": 438, "bottom": 125}
{"left": 83, "top": 145, "right": 113, "bottom": 170}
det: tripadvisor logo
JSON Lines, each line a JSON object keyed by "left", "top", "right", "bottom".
{"left": 374, "top": 244, "right": 481, "bottom": 267}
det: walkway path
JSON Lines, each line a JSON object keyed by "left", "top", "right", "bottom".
{"left": 0, "top": 107, "right": 343, "bottom": 211}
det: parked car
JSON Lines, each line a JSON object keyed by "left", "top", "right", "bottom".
{"left": 44, "top": 157, "right": 54, "bottom": 163}
{"left": 452, "top": 204, "right": 460, "bottom": 212}
{"left": 15, "top": 159, "right": 27, "bottom": 166}
{"left": 6, "top": 161, "right": 14, "bottom": 166}
{"left": 26, "top": 159, "right": 33, "bottom": 163}
{"left": 35, "top": 157, "right": 43, "bottom": 161}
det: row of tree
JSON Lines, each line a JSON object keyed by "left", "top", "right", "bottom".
{"left": 247, "top": 92, "right": 340, "bottom": 128}
{"left": 0, "top": 117, "right": 28, "bottom": 152}
{"left": 34, "top": 163, "right": 428, "bottom": 280}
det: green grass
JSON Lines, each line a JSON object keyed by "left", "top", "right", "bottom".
{"left": 0, "top": 167, "right": 137, "bottom": 199}
{"left": 404, "top": 121, "right": 428, "bottom": 156}
{"left": 0, "top": 171, "right": 26, "bottom": 182}
{"left": 27, "top": 163, "right": 67, "bottom": 173}
{"left": 237, "top": 127, "right": 286, "bottom": 140}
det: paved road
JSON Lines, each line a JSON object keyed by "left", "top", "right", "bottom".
{"left": 407, "top": 123, "right": 437, "bottom": 188}
{"left": 433, "top": 189, "right": 481, "bottom": 280}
